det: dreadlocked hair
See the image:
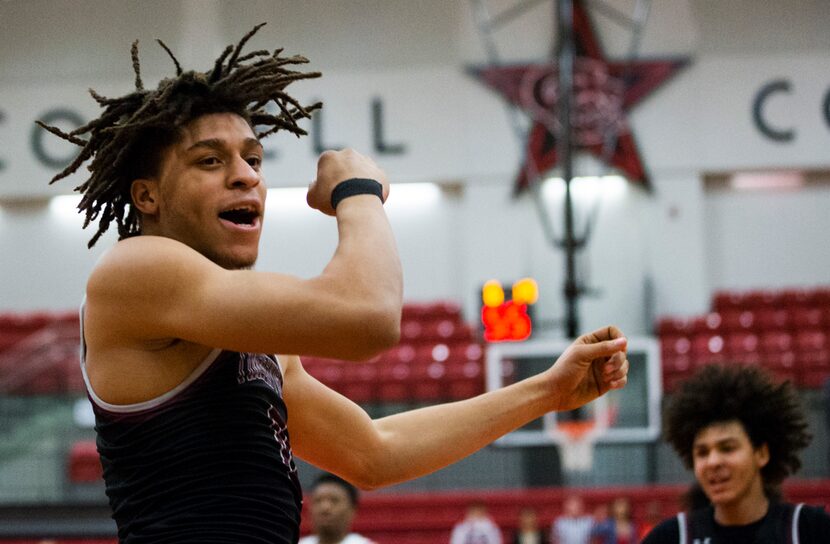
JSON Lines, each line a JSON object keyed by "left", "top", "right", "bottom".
{"left": 37, "top": 22, "right": 322, "bottom": 248}
{"left": 664, "top": 364, "right": 811, "bottom": 499}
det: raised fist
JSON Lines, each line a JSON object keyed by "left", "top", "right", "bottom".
{"left": 307, "top": 149, "right": 389, "bottom": 216}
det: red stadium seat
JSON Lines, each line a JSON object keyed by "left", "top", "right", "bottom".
{"left": 813, "top": 288, "right": 830, "bottom": 306}
{"left": 725, "top": 332, "right": 762, "bottom": 365}
{"left": 382, "top": 343, "right": 418, "bottom": 365}
{"left": 791, "top": 306, "right": 825, "bottom": 329}
{"left": 794, "top": 330, "right": 830, "bottom": 388}
{"left": 690, "top": 334, "right": 727, "bottom": 366}
{"left": 795, "top": 329, "right": 828, "bottom": 354}
{"left": 688, "top": 313, "right": 725, "bottom": 334}
{"left": 712, "top": 290, "right": 748, "bottom": 312}
{"left": 400, "top": 319, "right": 425, "bottom": 343}
{"left": 420, "top": 319, "right": 474, "bottom": 343}
{"left": 746, "top": 290, "right": 783, "bottom": 308}
{"left": 410, "top": 360, "right": 446, "bottom": 402}
{"left": 660, "top": 335, "right": 691, "bottom": 358}
{"left": 448, "top": 342, "right": 484, "bottom": 363}
{"left": 661, "top": 352, "right": 694, "bottom": 393}
{"left": 660, "top": 335, "right": 695, "bottom": 390}
{"left": 781, "top": 288, "right": 816, "bottom": 307}
{"left": 719, "top": 310, "right": 757, "bottom": 333}
{"left": 758, "top": 331, "right": 797, "bottom": 382}
{"left": 655, "top": 316, "right": 693, "bottom": 337}
{"left": 68, "top": 440, "right": 102, "bottom": 483}
{"left": 755, "top": 308, "right": 792, "bottom": 331}
{"left": 416, "top": 343, "right": 451, "bottom": 364}
{"left": 378, "top": 361, "right": 412, "bottom": 402}
{"left": 759, "top": 331, "right": 794, "bottom": 354}
{"left": 401, "top": 300, "right": 463, "bottom": 322}
{"left": 305, "top": 359, "right": 346, "bottom": 392}
{"left": 341, "top": 361, "right": 379, "bottom": 403}
{"left": 445, "top": 357, "right": 484, "bottom": 399}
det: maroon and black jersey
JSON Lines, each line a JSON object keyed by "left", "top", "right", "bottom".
{"left": 81, "top": 325, "right": 302, "bottom": 544}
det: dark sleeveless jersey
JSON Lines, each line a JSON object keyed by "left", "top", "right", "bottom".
{"left": 81, "top": 324, "right": 303, "bottom": 544}
{"left": 642, "top": 502, "right": 830, "bottom": 544}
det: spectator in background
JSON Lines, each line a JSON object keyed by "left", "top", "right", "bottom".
{"left": 450, "top": 501, "right": 503, "bottom": 544}
{"left": 512, "top": 506, "right": 549, "bottom": 544}
{"left": 610, "top": 497, "right": 638, "bottom": 544}
{"left": 552, "top": 495, "right": 594, "bottom": 544}
{"left": 636, "top": 501, "right": 662, "bottom": 541}
{"left": 299, "top": 473, "right": 375, "bottom": 544}
{"left": 589, "top": 502, "right": 614, "bottom": 544}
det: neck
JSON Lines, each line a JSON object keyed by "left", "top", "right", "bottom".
{"left": 318, "top": 532, "right": 347, "bottom": 544}
{"left": 713, "top": 478, "right": 769, "bottom": 526}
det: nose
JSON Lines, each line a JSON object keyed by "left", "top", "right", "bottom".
{"left": 701, "top": 450, "right": 723, "bottom": 467}
{"left": 228, "top": 155, "right": 261, "bottom": 189}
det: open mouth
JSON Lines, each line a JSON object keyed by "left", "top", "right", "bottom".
{"left": 707, "top": 475, "right": 730, "bottom": 489}
{"left": 219, "top": 207, "right": 259, "bottom": 226}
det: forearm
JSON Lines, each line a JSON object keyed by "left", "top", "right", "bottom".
{"left": 314, "top": 196, "right": 402, "bottom": 332}
{"left": 324, "top": 195, "right": 401, "bottom": 303}
{"left": 367, "top": 373, "right": 555, "bottom": 487}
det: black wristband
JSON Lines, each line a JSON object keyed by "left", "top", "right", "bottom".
{"left": 330, "top": 178, "right": 384, "bottom": 210}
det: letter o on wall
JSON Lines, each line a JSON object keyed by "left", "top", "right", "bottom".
{"left": 31, "top": 108, "right": 85, "bottom": 169}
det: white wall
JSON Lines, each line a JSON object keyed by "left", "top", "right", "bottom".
{"left": 1, "top": 0, "right": 829, "bottom": 336}
{"left": 705, "top": 182, "right": 830, "bottom": 291}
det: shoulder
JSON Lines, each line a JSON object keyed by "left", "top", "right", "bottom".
{"left": 86, "top": 235, "right": 221, "bottom": 314}
{"left": 89, "top": 236, "right": 207, "bottom": 288}
{"left": 641, "top": 515, "right": 682, "bottom": 544}
{"left": 297, "top": 536, "right": 317, "bottom": 544}
{"left": 794, "top": 502, "right": 830, "bottom": 539}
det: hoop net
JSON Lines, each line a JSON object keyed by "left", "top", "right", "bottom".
{"left": 556, "top": 420, "right": 598, "bottom": 473}
{"left": 545, "top": 400, "right": 616, "bottom": 474}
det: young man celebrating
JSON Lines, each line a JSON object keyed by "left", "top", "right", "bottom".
{"left": 642, "top": 365, "right": 830, "bottom": 543}
{"left": 41, "top": 25, "right": 630, "bottom": 544}
{"left": 299, "top": 473, "right": 375, "bottom": 544}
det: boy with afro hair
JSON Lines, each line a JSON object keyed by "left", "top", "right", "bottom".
{"left": 643, "top": 365, "right": 830, "bottom": 543}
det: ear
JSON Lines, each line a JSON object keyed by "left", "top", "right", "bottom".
{"left": 755, "top": 442, "right": 770, "bottom": 468}
{"left": 130, "top": 178, "right": 160, "bottom": 215}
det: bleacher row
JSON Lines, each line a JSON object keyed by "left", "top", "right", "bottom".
{"left": 658, "top": 286, "right": 830, "bottom": 391}
{"left": 302, "top": 300, "right": 486, "bottom": 404}
{"left": 0, "top": 310, "right": 83, "bottom": 396}
{"left": 2, "top": 479, "right": 829, "bottom": 544}
{"left": 0, "top": 301, "right": 489, "bottom": 402}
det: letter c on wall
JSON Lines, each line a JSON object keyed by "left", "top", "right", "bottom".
{"left": 823, "top": 87, "right": 830, "bottom": 131}
{"left": 31, "top": 108, "right": 85, "bottom": 169}
{"left": 752, "top": 79, "right": 794, "bottom": 142}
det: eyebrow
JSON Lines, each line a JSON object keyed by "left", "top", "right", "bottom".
{"left": 186, "top": 137, "right": 263, "bottom": 152}
{"left": 694, "top": 437, "right": 739, "bottom": 449}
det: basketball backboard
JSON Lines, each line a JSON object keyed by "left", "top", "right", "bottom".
{"left": 485, "top": 337, "right": 661, "bottom": 447}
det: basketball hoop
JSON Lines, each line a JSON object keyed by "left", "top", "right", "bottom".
{"left": 544, "top": 398, "right": 615, "bottom": 474}
{"left": 556, "top": 420, "right": 598, "bottom": 473}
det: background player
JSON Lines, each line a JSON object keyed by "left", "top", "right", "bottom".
{"left": 642, "top": 365, "right": 830, "bottom": 543}
{"left": 299, "top": 473, "right": 375, "bottom": 544}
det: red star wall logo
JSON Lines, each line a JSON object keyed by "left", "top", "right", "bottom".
{"left": 471, "top": 0, "right": 688, "bottom": 194}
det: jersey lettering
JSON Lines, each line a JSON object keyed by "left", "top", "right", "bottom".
{"left": 237, "top": 352, "right": 282, "bottom": 393}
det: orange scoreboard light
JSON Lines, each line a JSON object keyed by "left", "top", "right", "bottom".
{"left": 481, "top": 278, "right": 538, "bottom": 342}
